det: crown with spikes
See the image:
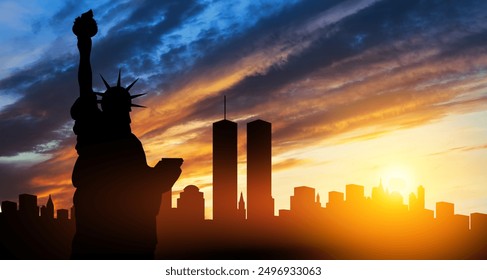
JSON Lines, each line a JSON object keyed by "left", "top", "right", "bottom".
{"left": 95, "top": 70, "right": 147, "bottom": 111}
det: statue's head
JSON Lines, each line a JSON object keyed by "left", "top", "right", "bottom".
{"left": 96, "top": 70, "right": 146, "bottom": 115}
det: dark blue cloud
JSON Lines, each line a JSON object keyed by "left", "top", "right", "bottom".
{"left": 180, "top": 0, "right": 487, "bottom": 123}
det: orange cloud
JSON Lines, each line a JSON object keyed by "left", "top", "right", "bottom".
{"left": 273, "top": 158, "right": 314, "bottom": 172}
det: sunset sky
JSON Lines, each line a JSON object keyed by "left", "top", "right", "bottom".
{"left": 1, "top": 0, "right": 486, "bottom": 219}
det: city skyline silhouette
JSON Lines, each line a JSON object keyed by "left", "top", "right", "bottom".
{"left": 1, "top": 3, "right": 487, "bottom": 260}
{"left": 2, "top": 113, "right": 487, "bottom": 259}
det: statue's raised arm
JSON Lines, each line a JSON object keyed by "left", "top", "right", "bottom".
{"left": 72, "top": 10, "right": 98, "bottom": 96}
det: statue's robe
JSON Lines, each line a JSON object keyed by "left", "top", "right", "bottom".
{"left": 70, "top": 94, "right": 168, "bottom": 259}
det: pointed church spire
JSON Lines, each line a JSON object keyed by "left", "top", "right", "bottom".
{"left": 238, "top": 192, "right": 246, "bottom": 220}
{"left": 47, "top": 194, "right": 54, "bottom": 208}
{"left": 239, "top": 192, "right": 245, "bottom": 206}
{"left": 46, "top": 194, "right": 54, "bottom": 219}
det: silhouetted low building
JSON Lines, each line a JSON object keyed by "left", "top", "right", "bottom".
{"left": 453, "top": 214, "right": 469, "bottom": 231}
{"left": 40, "top": 206, "right": 47, "bottom": 218}
{"left": 436, "top": 202, "right": 454, "bottom": 221}
{"left": 1, "top": 201, "right": 17, "bottom": 216}
{"left": 57, "top": 209, "right": 69, "bottom": 220}
{"left": 345, "top": 184, "right": 365, "bottom": 205}
{"left": 326, "top": 191, "right": 344, "bottom": 211}
{"left": 289, "top": 186, "right": 322, "bottom": 219}
{"left": 176, "top": 185, "right": 205, "bottom": 221}
{"left": 471, "top": 212, "right": 487, "bottom": 233}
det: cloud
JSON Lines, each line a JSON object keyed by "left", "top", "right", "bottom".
{"left": 130, "top": 0, "right": 390, "bottom": 140}
{"left": 48, "top": 0, "right": 84, "bottom": 28}
{"left": 428, "top": 143, "right": 487, "bottom": 157}
{"left": 0, "top": 65, "right": 76, "bottom": 156}
{"left": 273, "top": 158, "right": 313, "bottom": 172}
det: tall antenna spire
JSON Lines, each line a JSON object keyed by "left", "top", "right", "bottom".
{"left": 224, "top": 95, "right": 227, "bottom": 120}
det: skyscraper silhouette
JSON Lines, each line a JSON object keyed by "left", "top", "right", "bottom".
{"left": 212, "top": 118, "right": 238, "bottom": 222}
{"left": 409, "top": 185, "right": 425, "bottom": 212}
{"left": 417, "top": 185, "right": 425, "bottom": 210}
{"left": 18, "top": 194, "right": 38, "bottom": 218}
{"left": 247, "top": 120, "right": 274, "bottom": 221}
{"left": 409, "top": 192, "right": 417, "bottom": 211}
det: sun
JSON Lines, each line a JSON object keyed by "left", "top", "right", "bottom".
{"left": 380, "top": 164, "right": 416, "bottom": 195}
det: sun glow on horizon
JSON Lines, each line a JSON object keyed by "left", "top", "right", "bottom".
{"left": 379, "top": 164, "right": 417, "bottom": 198}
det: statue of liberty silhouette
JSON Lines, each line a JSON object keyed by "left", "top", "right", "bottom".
{"left": 70, "top": 10, "right": 182, "bottom": 259}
